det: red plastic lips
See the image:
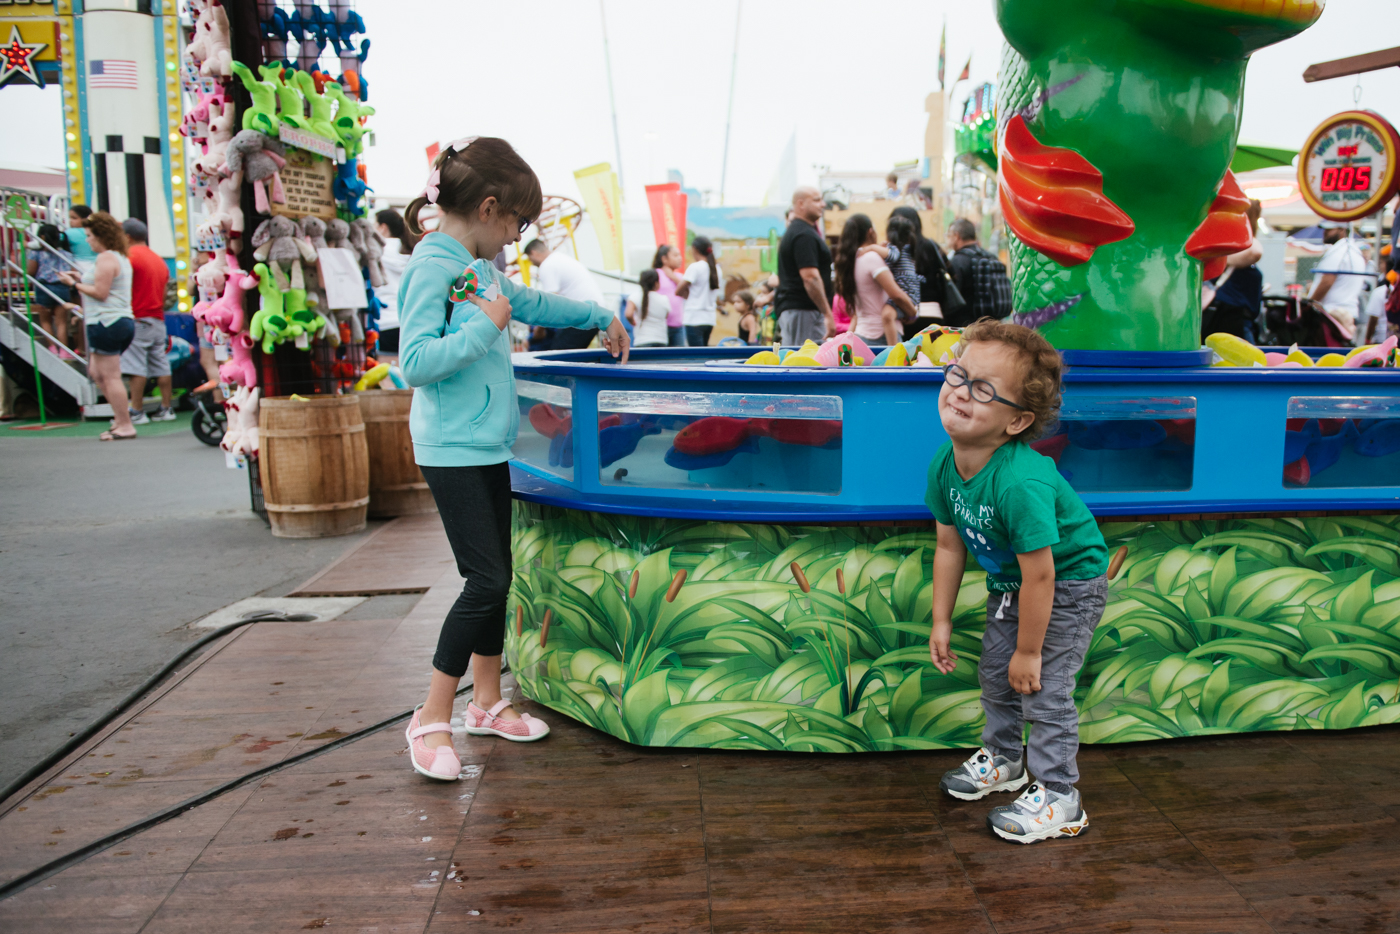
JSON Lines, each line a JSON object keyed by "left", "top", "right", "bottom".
{"left": 1185, "top": 170, "right": 1254, "bottom": 280}
{"left": 998, "top": 115, "right": 1135, "bottom": 267}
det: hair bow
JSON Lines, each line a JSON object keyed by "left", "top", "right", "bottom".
{"left": 423, "top": 167, "right": 441, "bottom": 204}
{"left": 445, "top": 136, "right": 478, "bottom": 153}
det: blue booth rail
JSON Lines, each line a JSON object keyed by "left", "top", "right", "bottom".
{"left": 508, "top": 346, "right": 1400, "bottom": 519}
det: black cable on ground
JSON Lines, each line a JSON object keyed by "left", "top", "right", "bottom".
{"left": 0, "top": 670, "right": 496, "bottom": 902}
{"left": 0, "top": 611, "right": 320, "bottom": 810}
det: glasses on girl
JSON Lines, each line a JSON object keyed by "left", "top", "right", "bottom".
{"left": 943, "top": 363, "right": 1028, "bottom": 411}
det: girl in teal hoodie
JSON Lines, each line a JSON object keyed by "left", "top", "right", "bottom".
{"left": 399, "top": 137, "right": 630, "bottom": 781}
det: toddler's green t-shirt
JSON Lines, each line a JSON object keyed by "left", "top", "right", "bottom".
{"left": 924, "top": 440, "right": 1108, "bottom": 593}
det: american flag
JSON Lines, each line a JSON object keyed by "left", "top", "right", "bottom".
{"left": 89, "top": 59, "right": 137, "bottom": 90}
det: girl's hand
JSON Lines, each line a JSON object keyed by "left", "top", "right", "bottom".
{"left": 929, "top": 619, "right": 958, "bottom": 674}
{"left": 600, "top": 317, "right": 630, "bottom": 364}
{"left": 57, "top": 270, "right": 77, "bottom": 286}
{"left": 465, "top": 289, "right": 511, "bottom": 330}
{"left": 1008, "top": 648, "right": 1042, "bottom": 695}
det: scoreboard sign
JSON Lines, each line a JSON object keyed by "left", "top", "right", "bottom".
{"left": 1298, "top": 110, "right": 1400, "bottom": 222}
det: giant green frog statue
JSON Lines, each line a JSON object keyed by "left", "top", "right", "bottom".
{"left": 995, "top": 0, "right": 1324, "bottom": 352}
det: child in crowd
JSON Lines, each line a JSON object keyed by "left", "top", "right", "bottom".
{"left": 398, "top": 137, "right": 630, "bottom": 781}
{"left": 630, "top": 268, "right": 669, "bottom": 347}
{"left": 861, "top": 215, "right": 924, "bottom": 327}
{"left": 27, "top": 223, "right": 78, "bottom": 357}
{"left": 926, "top": 318, "right": 1108, "bottom": 843}
{"left": 732, "top": 290, "right": 761, "bottom": 344}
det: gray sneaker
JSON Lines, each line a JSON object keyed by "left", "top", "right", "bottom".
{"left": 150, "top": 406, "right": 177, "bottom": 422}
{"left": 987, "top": 783, "right": 1088, "bottom": 844}
{"left": 939, "top": 747, "right": 1028, "bottom": 801}
{"left": 128, "top": 408, "right": 151, "bottom": 425}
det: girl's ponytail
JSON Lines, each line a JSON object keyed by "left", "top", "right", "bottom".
{"left": 405, "top": 137, "right": 542, "bottom": 238}
{"left": 692, "top": 235, "right": 718, "bottom": 290}
{"left": 639, "top": 268, "right": 660, "bottom": 320}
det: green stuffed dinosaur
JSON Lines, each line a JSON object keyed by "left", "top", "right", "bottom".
{"left": 995, "top": 0, "right": 1323, "bottom": 351}
{"left": 324, "top": 82, "right": 375, "bottom": 158}
{"left": 230, "top": 62, "right": 282, "bottom": 137}
{"left": 270, "top": 66, "right": 310, "bottom": 130}
{"left": 248, "top": 262, "right": 296, "bottom": 354}
{"left": 292, "top": 70, "right": 337, "bottom": 141}
{"left": 284, "top": 287, "right": 328, "bottom": 349}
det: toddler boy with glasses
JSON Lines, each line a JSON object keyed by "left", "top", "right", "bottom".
{"left": 926, "top": 318, "right": 1108, "bottom": 843}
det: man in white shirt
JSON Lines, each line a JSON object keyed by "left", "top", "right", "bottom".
{"left": 1309, "top": 223, "right": 1369, "bottom": 336}
{"left": 525, "top": 239, "right": 609, "bottom": 351}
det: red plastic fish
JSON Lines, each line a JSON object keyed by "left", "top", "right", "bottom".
{"left": 1283, "top": 456, "right": 1311, "bottom": 486}
{"left": 598, "top": 414, "right": 622, "bottom": 430}
{"left": 997, "top": 115, "right": 1135, "bottom": 267}
{"left": 1185, "top": 171, "right": 1253, "bottom": 280}
{"left": 1030, "top": 433, "right": 1070, "bottom": 462}
{"left": 528, "top": 404, "right": 572, "bottom": 439}
{"left": 754, "top": 419, "right": 842, "bottom": 447}
{"left": 673, "top": 417, "right": 752, "bottom": 455}
{"left": 1157, "top": 419, "right": 1196, "bottom": 446}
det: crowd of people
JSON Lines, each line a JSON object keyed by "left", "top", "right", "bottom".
{"left": 24, "top": 205, "right": 173, "bottom": 439}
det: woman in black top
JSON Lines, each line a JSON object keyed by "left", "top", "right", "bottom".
{"left": 889, "top": 206, "right": 951, "bottom": 339}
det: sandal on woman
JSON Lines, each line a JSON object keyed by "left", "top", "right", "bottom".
{"left": 99, "top": 429, "right": 137, "bottom": 441}
{"left": 463, "top": 700, "right": 550, "bottom": 742}
{"left": 405, "top": 704, "right": 460, "bottom": 781}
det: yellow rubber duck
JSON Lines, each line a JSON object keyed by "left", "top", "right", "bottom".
{"left": 1316, "top": 352, "right": 1348, "bottom": 367}
{"left": 1205, "top": 332, "right": 1265, "bottom": 367}
{"left": 354, "top": 363, "right": 390, "bottom": 391}
{"left": 1284, "top": 344, "right": 1313, "bottom": 367}
{"left": 745, "top": 350, "right": 781, "bottom": 365}
{"left": 883, "top": 343, "right": 909, "bottom": 366}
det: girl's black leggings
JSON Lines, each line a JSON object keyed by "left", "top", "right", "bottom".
{"left": 419, "top": 463, "right": 512, "bottom": 678}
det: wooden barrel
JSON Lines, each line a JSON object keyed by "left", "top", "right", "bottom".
{"left": 259, "top": 395, "right": 369, "bottom": 538}
{"left": 358, "top": 389, "right": 437, "bottom": 519}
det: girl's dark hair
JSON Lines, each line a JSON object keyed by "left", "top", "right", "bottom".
{"left": 889, "top": 205, "right": 947, "bottom": 282}
{"left": 37, "top": 222, "right": 69, "bottom": 252}
{"left": 404, "top": 137, "right": 542, "bottom": 237}
{"left": 833, "top": 213, "right": 874, "bottom": 311}
{"left": 733, "top": 289, "right": 754, "bottom": 310}
{"left": 638, "top": 268, "right": 660, "bottom": 320}
{"left": 691, "top": 235, "right": 718, "bottom": 290}
{"left": 886, "top": 215, "right": 918, "bottom": 265}
{"left": 376, "top": 207, "right": 417, "bottom": 253}
{"left": 83, "top": 211, "right": 129, "bottom": 255}
{"left": 69, "top": 203, "right": 93, "bottom": 220}
{"left": 652, "top": 244, "right": 674, "bottom": 268}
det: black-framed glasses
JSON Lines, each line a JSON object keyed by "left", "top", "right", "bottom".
{"left": 514, "top": 212, "right": 533, "bottom": 234}
{"left": 943, "top": 364, "right": 1028, "bottom": 410}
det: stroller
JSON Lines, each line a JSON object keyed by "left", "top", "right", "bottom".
{"left": 1259, "top": 296, "right": 1352, "bottom": 348}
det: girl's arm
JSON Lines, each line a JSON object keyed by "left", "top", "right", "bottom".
{"left": 498, "top": 273, "right": 615, "bottom": 330}
{"left": 875, "top": 269, "right": 916, "bottom": 318}
{"left": 624, "top": 298, "right": 638, "bottom": 326}
{"left": 398, "top": 260, "right": 510, "bottom": 387}
{"left": 1008, "top": 547, "right": 1055, "bottom": 695}
{"left": 928, "top": 521, "right": 967, "bottom": 674}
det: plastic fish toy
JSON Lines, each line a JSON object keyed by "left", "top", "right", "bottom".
{"left": 751, "top": 418, "right": 842, "bottom": 448}
{"left": 674, "top": 416, "right": 751, "bottom": 456}
{"left": 1206, "top": 333, "right": 1265, "bottom": 368}
{"left": 1356, "top": 419, "right": 1400, "bottom": 458}
{"left": 548, "top": 431, "right": 572, "bottom": 468}
{"left": 1067, "top": 419, "right": 1167, "bottom": 450}
{"left": 528, "top": 403, "right": 572, "bottom": 439}
{"left": 600, "top": 421, "right": 661, "bottom": 468}
{"left": 664, "top": 436, "right": 761, "bottom": 471}
{"left": 1029, "top": 431, "right": 1070, "bottom": 462}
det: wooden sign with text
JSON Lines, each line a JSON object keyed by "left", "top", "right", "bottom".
{"left": 270, "top": 148, "right": 336, "bottom": 221}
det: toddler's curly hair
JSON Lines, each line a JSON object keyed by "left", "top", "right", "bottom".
{"left": 958, "top": 317, "right": 1062, "bottom": 441}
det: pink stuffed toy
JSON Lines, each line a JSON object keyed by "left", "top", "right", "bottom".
{"left": 187, "top": 0, "right": 232, "bottom": 78}
{"left": 220, "top": 385, "right": 261, "bottom": 455}
{"left": 814, "top": 332, "right": 876, "bottom": 367}
{"left": 200, "top": 258, "right": 257, "bottom": 337}
{"left": 192, "top": 101, "right": 236, "bottom": 178}
{"left": 219, "top": 331, "right": 258, "bottom": 387}
{"left": 207, "top": 168, "right": 244, "bottom": 236}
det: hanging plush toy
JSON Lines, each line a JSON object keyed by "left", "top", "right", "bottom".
{"left": 323, "top": 81, "right": 374, "bottom": 157}
{"left": 206, "top": 168, "right": 244, "bottom": 238}
{"left": 252, "top": 215, "right": 317, "bottom": 284}
{"left": 249, "top": 262, "right": 296, "bottom": 353}
{"left": 224, "top": 130, "right": 287, "bottom": 214}
{"left": 219, "top": 332, "right": 259, "bottom": 387}
{"left": 292, "top": 69, "right": 336, "bottom": 140}
{"left": 230, "top": 62, "right": 282, "bottom": 136}
{"left": 351, "top": 217, "right": 386, "bottom": 287}
{"left": 195, "top": 254, "right": 257, "bottom": 337}
{"left": 271, "top": 66, "right": 310, "bottom": 129}
{"left": 188, "top": 0, "right": 232, "bottom": 78}
{"left": 191, "top": 100, "right": 236, "bottom": 178}
{"left": 334, "top": 159, "right": 370, "bottom": 218}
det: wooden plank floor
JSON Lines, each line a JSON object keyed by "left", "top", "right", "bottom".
{"left": 289, "top": 514, "right": 456, "bottom": 596}
{"left": 4, "top": 575, "right": 1399, "bottom": 932}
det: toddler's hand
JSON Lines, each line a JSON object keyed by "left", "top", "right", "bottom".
{"left": 1008, "top": 649, "right": 1042, "bottom": 695}
{"left": 929, "top": 619, "right": 958, "bottom": 675}
{"left": 466, "top": 289, "right": 511, "bottom": 330}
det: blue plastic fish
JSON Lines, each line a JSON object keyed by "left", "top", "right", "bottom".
{"left": 1067, "top": 419, "right": 1167, "bottom": 451}
{"left": 664, "top": 436, "right": 760, "bottom": 471}
{"left": 548, "top": 430, "right": 573, "bottom": 468}
{"left": 1304, "top": 421, "right": 1357, "bottom": 474}
{"left": 600, "top": 422, "right": 661, "bottom": 468}
{"left": 1356, "top": 419, "right": 1400, "bottom": 458}
{"left": 1284, "top": 421, "right": 1318, "bottom": 464}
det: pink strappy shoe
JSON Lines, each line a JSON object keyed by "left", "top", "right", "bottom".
{"left": 463, "top": 700, "right": 550, "bottom": 742}
{"left": 405, "top": 705, "right": 461, "bottom": 781}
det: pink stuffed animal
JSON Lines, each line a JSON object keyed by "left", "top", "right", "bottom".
{"left": 192, "top": 250, "right": 228, "bottom": 302}
{"left": 188, "top": 0, "right": 232, "bottom": 78}
{"left": 201, "top": 260, "right": 257, "bottom": 337}
{"left": 814, "top": 332, "right": 876, "bottom": 367}
{"left": 220, "top": 385, "right": 261, "bottom": 455}
{"left": 208, "top": 169, "right": 244, "bottom": 236}
{"left": 192, "top": 100, "right": 236, "bottom": 178}
{"left": 1345, "top": 335, "right": 1398, "bottom": 368}
{"left": 219, "top": 331, "right": 259, "bottom": 387}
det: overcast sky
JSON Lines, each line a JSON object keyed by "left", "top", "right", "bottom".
{"left": 3, "top": 0, "right": 1397, "bottom": 210}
